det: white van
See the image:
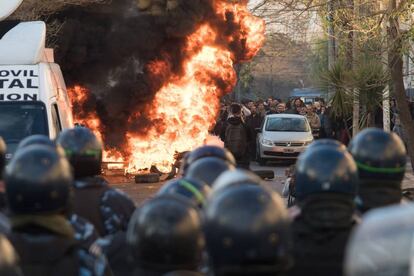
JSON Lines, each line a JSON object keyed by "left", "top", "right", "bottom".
{"left": 0, "top": 2, "right": 73, "bottom": 157}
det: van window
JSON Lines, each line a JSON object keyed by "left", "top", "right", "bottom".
{"left": 51, "top": 103, "right": 62, "bottom": 135}
{"left": 0, "top": 102, "right": 48, "bottom": 153}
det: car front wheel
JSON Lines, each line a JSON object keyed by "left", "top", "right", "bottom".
{"left": 256, "top": 145, "right": 267, "bottom": 166}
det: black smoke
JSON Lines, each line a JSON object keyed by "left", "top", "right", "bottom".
{"left": 46, "top": 0, "right": 255, "bottom": 156}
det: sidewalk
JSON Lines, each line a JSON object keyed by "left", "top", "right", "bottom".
{"left": 403, "top": 161, "right": 414, "bottom": 189}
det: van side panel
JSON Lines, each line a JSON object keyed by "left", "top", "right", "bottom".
{"left": 38, "top": 63, "right": 73, "bottom": 137}
{"left": 47, "top": 63, "right": 74, "bottom": 129}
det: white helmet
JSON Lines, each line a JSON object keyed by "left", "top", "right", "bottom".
{"left": 0, "top": 0, "right": 23, "bottom": 21}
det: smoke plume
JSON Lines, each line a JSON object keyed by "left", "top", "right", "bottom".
{"left": 45, "top": 0, "right": 263, "bottom": 159}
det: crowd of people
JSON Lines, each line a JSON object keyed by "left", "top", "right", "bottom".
{"left": 213, "top": 96, "right": 351, "bottom": 166}
{"left": 0, "top": 122, "right": 411, "bottom": 275}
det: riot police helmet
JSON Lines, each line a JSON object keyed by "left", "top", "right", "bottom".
{"left": 306, "top": 138, "right": 347, "bottom": 152}
{"left": 157, "top": 178, "right": 211, "bottom": 208}
{"left": 295, "top": 145, "right": 358, "bottom": 201}
{"left": 212, "top": 168, "right": 263, "bottom": 194}
{"left": 127, "top": 195, "right": 204, "bottom": 272}
{"left": 204, "top": 184, "right": 291, "bottom": 275}
{"left": 56, "top": 127, "right": 102, "bottom": 178}
{"left": 182, "top": 146, "right": 236, "bottom": 174}
{"left": 185, "top": 157, "right": 235, "bottom": 186}
{"left": 348, "top": 128, "right": 406, "bottom": 182}
{"left": 5, "top": 145, "right": 73, "bottom": 215}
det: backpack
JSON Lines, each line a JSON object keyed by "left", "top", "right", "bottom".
{"left": 224, "top": 123, "right": 247, "bottom": 158}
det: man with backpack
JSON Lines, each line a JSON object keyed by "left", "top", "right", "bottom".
{"left": 220, "top": 103, "right": 251, "bottom": 169}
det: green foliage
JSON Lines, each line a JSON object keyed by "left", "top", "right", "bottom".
{"left": 239, "top": 63, "right": 254, "bottom": 90}
{"left": 307, "top": 38, "right": 329, "bottom": 85}
{"left": 352, "top": 59, "right": 389, "bottom": 127}
{"left": 318, "top": 61, "right": 353, "bottom": 120}
{"left": 315, "top": 56, "right": 389, "bottom": 127}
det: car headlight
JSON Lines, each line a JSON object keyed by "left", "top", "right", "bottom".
{"left": 262, "top": 139, "right": 273, "bottom": 146}
{"left": 304, "top": 140, "right": 313, "bottom": 146}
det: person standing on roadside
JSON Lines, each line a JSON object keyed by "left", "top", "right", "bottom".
{"left": 220, "top": 103, "right": 251, "bottom": 169}
{"left": 246, "top": 105, "right": 263, "bottom": 161}
{"left": 306, "top": 105, "right": 321, "bottom": 138}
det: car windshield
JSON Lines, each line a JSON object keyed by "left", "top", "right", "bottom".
{"left": 0, "top": 102, "right": 49, "bottom": 153}
{"left": 265, "top": 117, "right": 310, "bottom": 132}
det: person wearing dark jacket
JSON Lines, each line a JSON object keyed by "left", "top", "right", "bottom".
{"left": 246, "top": 105, "right": 263, "bottom": 161}
{"left": 288, "top": 145, "right": 359, "bottom": 276}
{"left": 220, "top": 103, "right": 251, "bottom": 169}
{"left": 319, "top": 106, "right": 334, "bottom": 138}
{"left": 56, "top": 128, "right": 135, "bottom": 237}
{"left": 57, "top": 127, "right": 135, "bottom": 275}
{"left": 348, "top": 128, "right": 406, "bottom": 214}
{"left": 127, "top": 196, "right": 204, "bottom": 276}
{"left": 5, "top": 145, "right": 111, "bottom": 276}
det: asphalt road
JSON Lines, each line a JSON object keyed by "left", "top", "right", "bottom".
{"left": 108, "top": 161, "right": 292, "bottom": 205}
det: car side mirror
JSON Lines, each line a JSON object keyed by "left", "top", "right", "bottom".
{"left": 255, "top": 128, "right": 262, "bottom": 133}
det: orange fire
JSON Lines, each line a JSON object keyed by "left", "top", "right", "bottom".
{"left": 68, "top": 1, "right": 265, "bottom": 173}
{"left": 67, "top": 86, "right": 123, "bottom": 163}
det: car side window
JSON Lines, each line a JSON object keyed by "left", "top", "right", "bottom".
{"left": 51, "top": 103, "right": 62, "bottom": 135}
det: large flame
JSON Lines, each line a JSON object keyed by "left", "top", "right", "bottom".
{"left": 68, "top": 1, "right": 265, "bottom": 173}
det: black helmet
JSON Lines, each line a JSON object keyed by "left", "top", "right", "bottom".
{"left": 212, "top": 168, "right": 262, "bottom": 194}
{"left": 127, "top": 196, "right": 204, "bottom": 272}
{"left": 157, "top": 178, "right": 211, "bottom": 208}
{"left": 348, "top": 128, "right": 406, "bottom": 182}
{"left": 17, "top": 135, "right": 55, "bottom": 150}
{"left": 5, "top": 145, "right": 73, "bottom": 215}
{"left": 182, "top": 146, "right": 236, "bottom": 174}
{"left": 307, "top": 139, "right": 347, "bottom": 152}
{"left": 0, "top": 235, "right": 22, "bottom": 276}
{"left": 185, "top": 157, "right": 235, "bottom": 186}
{"left": 204, "top": 184, "right": 291, "bottom": 275}
{"left": 56, "top": 128, "right": 102, "bottom": 178}
{"left": 16, "top": 135, "right": 65, "bottom": 158}
{"left": 0, "top": 137, "right": 6, "bottom": 181}
{"left": 295, "top": 146, "right": 358, "bottom": 201}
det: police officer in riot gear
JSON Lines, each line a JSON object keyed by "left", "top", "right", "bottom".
{"left": 5, "top": 145, "right": 111, "bottom": 275}
{"left": 287, "top": 146, "right": 359, "bottom": 276}
{"left": 284, "top": 139, "right": 348, "bottom": 207}
{"left": 348, "top": 128, "right": 406, "bottom": 213}
{"left": 57, "top": 127, "right": 135, "bottom": 275}
{"left": 0, "top": 234, "right": 23, "bottom": 276}
{"left": 127, "top": 195, "right": 204, "bottom": 276}
{"left": 345, "top": 204, "right": 414, "bottom": 276}
{"left": 17, "top": 134, "right": 63, "bottom": 152}
{"left": 56, "top": 127, "right": 135, "bottom": 237}
{"left": 157, "top": 178, "right": 211, "bottom": 209}
{"left": 16, "top": 134, "right": 100, "bottom": 248}
{"left": 185, "top": 157, "right": 235, "bottom": 186}
{"left": 181, "top": 145, "right": 236, "bottom": 175}
{"left": 306, "top": 138, "right": 347, "bottom": 152}
{"left": 212, "top": 168, "right": 263, "bottom": 194}
{"left": 204, "top": 183, "right": 291, "bottom": 276}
